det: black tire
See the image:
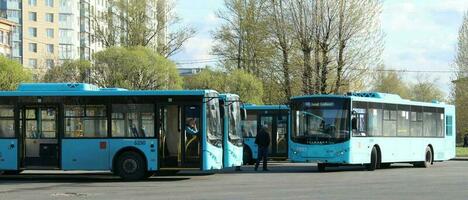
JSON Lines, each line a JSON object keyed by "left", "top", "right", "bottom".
{"left": 414, "top": 146, "right": 432, "bottom": 168}
{"left": 2, "top": 170, "right": 22, "bottom": 175}
{"left": 366, "top": 147, "right": 378, "bottom": 171}
{"left": 243, "top": 147, "right": 253, "bottom": 165}
{"left": 115, "top": 151, "right": 147, "bottom": 181}
{"left": 317, "top": 163, "right": 326, "bottom": 172}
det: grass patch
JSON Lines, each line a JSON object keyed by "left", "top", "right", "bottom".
{"left": 456, "top": 147, "right": 468, "bottom": 157}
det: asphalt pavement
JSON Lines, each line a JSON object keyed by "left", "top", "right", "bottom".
{"left": 0, "top": 161, "right": 467, "bottom": 200}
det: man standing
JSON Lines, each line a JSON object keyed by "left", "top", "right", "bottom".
{"left": 255, "top": 124, "right": 271, "bottom": 171}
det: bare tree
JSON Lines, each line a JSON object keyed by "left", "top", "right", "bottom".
{"left": 454, "top": 12, "right": 468, "bottom": 143}
{"left": 456, "top": 12, "right": 468, "bottom": 76}
{"left": 92, "top": 0, "right": 195, "bottom": 58}
{"left": 212, "top": 0, "right": 274, "bottom": 76}
{"left": 332, "top": 0, "right": 383, "bottom": 93}
{"left": 289, "top": 0, "right": 315, "bottom": 94}
{"left": 268, "top": 0, "right": 294, "bottom": 98}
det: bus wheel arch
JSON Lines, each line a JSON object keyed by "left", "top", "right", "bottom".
{"left": 112, "top": 147, "right": 148, "bottom": 180}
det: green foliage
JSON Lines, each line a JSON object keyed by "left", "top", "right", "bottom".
{"left": 370, "top": 66, "right": 410, "bottom": 99}
{"left": 92, "top": 46, "right": 182, "bottom": 90}
{"left": 456, "top": 147, "right": 468, "bottom": 157}
{"left": 0, "top": 55, "right": 32, "bottom": 90}
{"left": 43, "top": 60, "right": 92, "bottom": 83}
{"left": 185, "top": 68, "right": 263, "bottom": 104}
{"left": 226, "top": 69, "right": 264, "bottom": 104}
{"left": 184, "top": 68, "right": 228, "bottom": 91}
{"left": 455, "top": 13, "right": 468, "bottom": 143}
{"left": 410, "top": 79, "right": 444, "bottom": 102}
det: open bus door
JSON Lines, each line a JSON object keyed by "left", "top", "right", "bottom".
{"left": 258, "top": 114, "right": 288, "bottom": 159}
{"left": 159, "top": 104, "right": 201, "bottom": 169}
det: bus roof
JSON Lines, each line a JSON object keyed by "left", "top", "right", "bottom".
{"left": 242, "top": 104, "right": 289, "bottom": 110}
{"left": 291, "top": 92, "right": 450, "bottom": 108}
{"left": 0, "top": 83, "right": 217, "bottom": 97}
{"left": 219, "top": 93, "right": 240, "bottom": 101}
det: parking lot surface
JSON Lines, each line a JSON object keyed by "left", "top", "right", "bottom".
{"left": 1, "top": 161, "right": 467, "bottom": 200}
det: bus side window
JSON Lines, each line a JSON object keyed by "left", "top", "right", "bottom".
{"left": 446, "top": 115, "right": 453, "bottom": 136}
{"left": 352, "top": 101, "right": 367, "bottom": 137}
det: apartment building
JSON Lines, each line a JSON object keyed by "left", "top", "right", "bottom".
{"left": 0, "top": 0, "right": 166, "bottom": 77}
{"left": 0, "top": 18, "right": 14, "bottom": 58}
{"left": 0, "top": 0, "right": 106, "bottom": 75}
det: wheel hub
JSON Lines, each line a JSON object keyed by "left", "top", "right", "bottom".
{"left": 123, "top": 159, "right": 138, "bottom": 173}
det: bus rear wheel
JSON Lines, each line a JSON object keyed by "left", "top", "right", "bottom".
{"left": 366, "top": 147, "right": 378, "bottom": 171}
{"left": 243, "top": 147, "right": 254, "bottom": 165}
{"left": 414, "top": 147, "right": 432, "bottom": 168}
{"left": 116, "top": 151, "right": 147, "bottom": 181}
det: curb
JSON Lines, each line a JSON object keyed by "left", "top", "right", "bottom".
{"left": 452, "top": 157, "right": 468, "bottom": 161}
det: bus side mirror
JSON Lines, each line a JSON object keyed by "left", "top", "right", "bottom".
{"left": 241, "top": 108, "right": 247, "bottom": 120}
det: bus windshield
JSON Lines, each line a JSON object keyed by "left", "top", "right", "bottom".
{"left": 207, "top": 98, "right": 222, "bottom": 146}
{"left": 228, "top": 101, "right": 243, "bottom": 146}
{"left": 292, "top": 98, "right": 350, "bottom": 144}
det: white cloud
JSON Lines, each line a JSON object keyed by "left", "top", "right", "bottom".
{"left": 381, "top": 0, "right": 467, "bottom": 94}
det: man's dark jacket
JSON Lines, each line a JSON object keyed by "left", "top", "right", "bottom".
{"left": 255, "top": 128, "right": 270, "bottom": 148}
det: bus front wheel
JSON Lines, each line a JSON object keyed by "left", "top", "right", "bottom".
{"left": 366, "top": 147, "right": 378, "bottom": 171}
{"left": 116, "top": 151, "right": 147, "bottom": 181}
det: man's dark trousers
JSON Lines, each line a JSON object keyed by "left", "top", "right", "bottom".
{"left": 255, "top": 146, "right": 268, "bottom": 170}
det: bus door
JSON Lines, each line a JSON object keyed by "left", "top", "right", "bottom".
{"left": 20, "top": 106, "right": 59, "bottom": 169}
{"left": 275, "top": 114, "right": 288, "bottom": 157}
{"left": 0, "top": 105, "right": 18, "bottom": 170}
{"left": 159, "top": 104, "right": 201, "bottom": 169}
{"left": 259, "top": 115, "right": 274, "bottom": 155}
{"left": 259, "top": 114, "right": 288, "bottom": 158}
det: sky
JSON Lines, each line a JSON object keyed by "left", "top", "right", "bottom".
{"left": 172, "top": 0, "right": 468, "bottom": 95}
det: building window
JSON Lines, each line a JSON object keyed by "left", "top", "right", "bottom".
{"left": 28, "top": 27, "right": 37, "bottom": 37}
{"left": 0, "top": 31, "right": 3, "bottom": 44}
{"left": 46, "top": 28, "right": 54, "bottom": 38}
{"left": 45, "top": 13, "right": 54, "bottom": 22}
{"left": 29, "top": 43, "right": 37, "bottom": 53}
{"left": 46, "top": 44, "right": 54, "bottom": 53}
{"left": 28, "top": 59, "right": 37, "bottom": 68}
{"left": 29, "top": 12, "right": 37, "bottom": 21}
{"left": 46, "top": 59, "right": 54, "bottom": 68}
{"left": 45, "top": 0, "right": 54, "bottom": 7}
{"left": 28, "top": 0, "right": 37, "bottom": 6}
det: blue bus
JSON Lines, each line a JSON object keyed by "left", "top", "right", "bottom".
{"left": 219, "top": 94, "right": 243, "bottom": 168}
{"left": 0, "top": 83, "right": 223, "bottom": 180}
{"left": 241, "top": 105, "right": 289, "bottom": 164}
{"left": 288, "top": 92, "right": 456, "bottom": 171}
